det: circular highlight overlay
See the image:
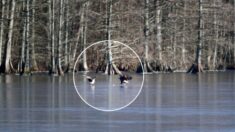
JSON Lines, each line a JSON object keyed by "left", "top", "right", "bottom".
{"left": 73, "top": 40, "right": 144, "bottom": 112}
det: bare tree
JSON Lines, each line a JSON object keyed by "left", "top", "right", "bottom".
{"left": 212, "top": 0, "right": 219, "bottom": 70}
{"left": 234, "top": 0, "right": 235, "bottom": 65}
{"left": 105, "top": 0, "right": 114, "bottom": 74}
{"left": 105, "top": 0, "right": 121, "bottom": 75}
{"left": 69, "top": 3, "right": 84, "bottom": 72}
{"left": 196, "top": 0, "right": 203, "bottom": 73}
{"left": 0, "top": 0, "right": 6, "bottom": 66}
{"left": 19, "top": 0, "right": 27, "bottom": 74}
{"left": 187, "top": 0, "right": 203, "bottom": 74}
{"left": 64, "top": 0, "right": 69, "bottom": 71}
{"left": 155, "top": 0, "right": 162, "bottom": 62}
{"left": 182, "top": 0, "right": 187, "bottom": 69}
{"left": 173, "top": 6, "right": 177, "bottom": 67}
{"left": 140, "top": 0, "right": 150, "bottom": 73}
{"left": 49, "top": 0, "right": 56, "bottom": 74}
{"left": 81, "top": 1, "right": 89, "bottom": 71}
{"left": 25, "top": 0, "right": 30, "bottom": 73}
{"left": 0, "top": 0, "right": 16, "bottom": 73}
{"left": 31, "top": 0, "right": 38, "bottom": 71}
{"left": 19, "top": 0, "right": 31, "bottom": 75}
{"left": 144, "top": 0, "right": 150, "bottom": 71}
{"left": 57, "top": 0, "right": 64, "bottom": 75}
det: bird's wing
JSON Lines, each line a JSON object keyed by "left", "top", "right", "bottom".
{"left": 86, "top": 76, "right": 93, "bottom": 82}
{"left": 87, "top": 78, "right": 92, "bottom": 82}
{"left": 86, "top": 76, "right": 92, "bottom": 79}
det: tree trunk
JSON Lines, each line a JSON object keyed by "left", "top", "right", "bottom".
{"left": 104, "top": 0, "right": 121, "bottom": 75}
{"left": 142, "top": 0, "right": 150, "bottom": 73}
{"left": 136, "top": 0, "right": 154, "bottom": 73}
{"left": 0, "top": 0, "right": 16, "bottom": 74}
{"left": 144, "top": 0, "right": 149, "bottom": 64}
{"left": 173, "top": 8, "right": 177, "bottom": 66}
{"left": 197, "top": 0, "right": 203, "bottom": 72}
{"left": 47, "top": 0, "right": 51, "bottom": 70}
{"left": 182, "top": 0, "right": 186, "bottom": 69}
{"left": 82, "top": 2, "right": 88, "bottom": 71}
{"left": 25, "top": 0, "right": 30, "bottom": 73}
{"left": 49, "top": 0, "right": 56, "bottom": 74}
{"left": 234, "top": 0, "right": 235, "bottom": 65}
{"left": 69, "top": 9, "right": 83, "bottom": 73}
{"left": 0, "top": 0, "right": 6, "bottom": 66}
{"left": 105, "top": 0, "right": 113, "bottom": 75}
{"left": 19, "top": 0, "right": 31, "bottom": 75}
{"left": 19, "top": 0, "right": 26, "bottom": 74}
{"left": 70, "top": 28, "right": 82, "bottom": 73}
{"left": 187, "top": 0, "right": 203, "bottom": 74}
{"left": 212, "top": 0, "right": 218, "bottom": 70}
{"left": 155, "top": 0, "right": 162, "bottom": 61}
{"left": 57, "top": 0, "right": 64, "bottom": 75}
{"left": 64, "top": 0, "right": 69, "bottom": 72}
{"left": 31, "top": 0, "right": 38, "bottom": 71}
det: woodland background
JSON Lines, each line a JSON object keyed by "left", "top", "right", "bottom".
{"left": 0, "top": 0, "right": 235, "bottom": 75}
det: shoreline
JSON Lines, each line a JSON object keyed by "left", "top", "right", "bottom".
{"left": 0, "top": 69, "right": 234, "bottom": 76}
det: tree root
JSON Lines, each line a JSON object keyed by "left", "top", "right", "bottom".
{"left": 187, "top": 63, "right": 203, "bottom": 74}
{"left": 137, "top": 60, "right": 175, "bottom": 73}
{"left": 105, "top": 63, "right": 122, "bottom": 75}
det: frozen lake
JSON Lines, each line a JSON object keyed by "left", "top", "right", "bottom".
{"left": 74, "top": 73, "right": 143, "bottom": 111}
{"left": 0, "top": 72, "right": 235, "bottom": 132}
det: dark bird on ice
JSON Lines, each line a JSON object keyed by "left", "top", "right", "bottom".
{"left": 119, "top": 74, "right": 132, "bottom": 84}
{"left": 86, "top": 76, "right": 96, "bottom": 85}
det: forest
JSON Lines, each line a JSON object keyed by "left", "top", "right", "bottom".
{"left": 0, "top": 0, "right": 235, "bottom": 75}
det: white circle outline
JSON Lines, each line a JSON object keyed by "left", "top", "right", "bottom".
{"left": 73, "top": 40, "right": 144, "bottom": 112}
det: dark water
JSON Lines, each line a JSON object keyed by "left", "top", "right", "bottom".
{"left": 0, "top": 72, "right": 235, "bottom": 132}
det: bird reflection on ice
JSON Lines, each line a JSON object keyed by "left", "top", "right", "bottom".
{"left": 120, "top": 84, "right": 127, "bottom": 88}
